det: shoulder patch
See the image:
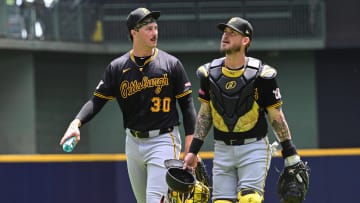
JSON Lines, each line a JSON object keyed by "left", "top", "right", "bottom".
{"left": 260, "top": 65, "right": 277, "bottom": 79}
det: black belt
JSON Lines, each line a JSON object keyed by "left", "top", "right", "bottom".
{"left": 214, "top": 128, "right": 266, "bottom": 146}
{"left": 216, "top": 136, "right": 263, "bottom": 145}
{"left": 130, "top": 127, "right": 174, "bottom": 138}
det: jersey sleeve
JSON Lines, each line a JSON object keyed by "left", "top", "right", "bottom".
{"left": 172, "top": 60, "right": 193, "bottom": 99}
{"left": 255, "top": 76, "right": 283, "bottom": 108}
{"left": 196, "top": 64, "right": 211, "bottom": 102}
{"left": 93, "top": 63, "right": 116, "bottom": 100}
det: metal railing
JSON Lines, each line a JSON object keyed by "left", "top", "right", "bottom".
{"left": 0, "top": 0, "right": 325, "bottom": 52}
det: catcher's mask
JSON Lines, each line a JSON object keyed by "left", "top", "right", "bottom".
{"left": 164, "top": 159, "right": 210, "bottom": 203}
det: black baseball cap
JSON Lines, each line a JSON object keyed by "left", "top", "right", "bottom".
{"left": 218, "top": 17, "right": 253, "bottom": 40}
{"left": 126, "top": 8, "right": 160, "bottom": 30}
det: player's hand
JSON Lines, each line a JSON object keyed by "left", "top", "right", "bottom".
{"left": 60, "top": 119, "right": 81, "bottom": 145}
{"left": 183, "top": 152, "right": 197, "bottom": 170}
{"left": 196, "top": 154, "right": 203, "bottom": 162}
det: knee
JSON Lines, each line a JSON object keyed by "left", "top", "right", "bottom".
{"left": 237, "top": 189, "right": 264, "bottom": 203}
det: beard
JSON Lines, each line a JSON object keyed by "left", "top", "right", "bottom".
{"left": 220, "top": 44, "right": 242, "bottom": 55}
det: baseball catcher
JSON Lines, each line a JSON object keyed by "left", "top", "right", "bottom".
{"left": 277, "top": 160, "right": 310, "bottom": 203}
{"left": 161, "top": 159, "right": 210, "bottom": 203}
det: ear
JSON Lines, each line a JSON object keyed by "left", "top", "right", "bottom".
{"left": 243, "top": 36, "right": 251, "bottom": 46}
{"left": 130, "top": 29, "right": 137, "bottom": 38}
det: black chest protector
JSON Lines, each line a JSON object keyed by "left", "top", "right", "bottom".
{"left": 208, "top": 57, "right": 263, "bottom": 132}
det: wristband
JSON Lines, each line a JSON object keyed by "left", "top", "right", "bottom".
{"left": 280, "top": 139, "right": 298, "bottom": 159}
{"left": 189, "top": 138, "right": 204, "bottom": 155}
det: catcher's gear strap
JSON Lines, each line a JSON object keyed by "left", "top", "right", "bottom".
{"left": 278, "top": 161, "right": 310, "bottom": 203}
{"left": 238, "top": 189, "right": 264, "bottom": 203}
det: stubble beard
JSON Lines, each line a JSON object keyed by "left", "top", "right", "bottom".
{"left": 221, "top": 44, "right": 242, "bottom": 55}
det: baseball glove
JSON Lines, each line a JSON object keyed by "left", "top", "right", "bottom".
{"left": 277, "top": 161, "right": 310, "bottom": 203}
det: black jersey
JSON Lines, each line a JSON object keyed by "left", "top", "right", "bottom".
{"left": 94, "top": 48, "right": 192, "bottom": 131}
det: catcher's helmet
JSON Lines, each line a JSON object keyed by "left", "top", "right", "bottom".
{"left": 164, "top": 159, "right": 210, "bottom": 203}
{"left": 166, "top": 167, "right": 196, "bottom": 193}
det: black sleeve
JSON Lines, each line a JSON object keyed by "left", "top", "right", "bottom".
{"left": 75, "top": 96, "right": 108, "bottom": 126}
{"left": 196, "top": 64, "right": 211, "bottom": 101}
{"left": 172, "top": 60, "right": 192, "bottom": 96}
{"left": 255, "top": 77, "right": 282, "bottom": 108}
{"left": 177, "top": 94, "right": 196, "bottom": 135}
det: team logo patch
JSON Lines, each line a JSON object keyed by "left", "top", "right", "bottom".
{"left": 228, "top": 18, "right": 237, "bottom": 24}
{"left": 141, "top": 8, "right": 150, "bottom": 15}
{"left": 273, "top": 88, "right": 282, "bottom": 100}
{"left": 225, "top": 80, "right": 237, "bottom": 90}
{"left": 122, "top": 68, "right": 131, "bottom": 73}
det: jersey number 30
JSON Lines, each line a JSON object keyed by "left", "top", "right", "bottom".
{"left": 151, "top": 97, "right": 171, "bottom": 112}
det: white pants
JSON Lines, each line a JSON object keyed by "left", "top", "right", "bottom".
{"left": 125, "top": 126, "right": 181, "bottom": 203}
{"left": 212, "top": 136, "right": 271, "bottom": 201}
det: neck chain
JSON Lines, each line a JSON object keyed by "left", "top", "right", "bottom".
{"left": 134, "top": 55, "right": 151, "bottom": 67}
{"left": 132, "top": 49, "right": 155, "bottom": 67}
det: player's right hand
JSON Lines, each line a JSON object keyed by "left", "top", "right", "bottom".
{"left": 183, "top": 152, "right": 197, "bottom": 170}
{"left": 60, "top": 119, "right": 81, "bottom": 145}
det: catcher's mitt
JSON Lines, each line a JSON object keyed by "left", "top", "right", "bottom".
{"left": 277, "top": 161, "right": 310, "bottom": 203}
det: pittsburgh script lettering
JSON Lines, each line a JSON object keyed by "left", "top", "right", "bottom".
{"left": 120, "top": 74, "right": 169, "bottom": 98}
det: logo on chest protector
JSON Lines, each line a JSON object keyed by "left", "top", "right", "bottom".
{"left": 225, "top": 81, "right": 237, "bottom": 90}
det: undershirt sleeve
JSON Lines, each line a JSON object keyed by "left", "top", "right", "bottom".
{"left": 75, "top": 96, "right": 108, "bottom": 126}
{"left": 177, "top": 94, "right": 196, "bottom": 135}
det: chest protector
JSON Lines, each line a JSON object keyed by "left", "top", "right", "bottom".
{"left": 208, "top": 57, "right": 262, "bottom": 132}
